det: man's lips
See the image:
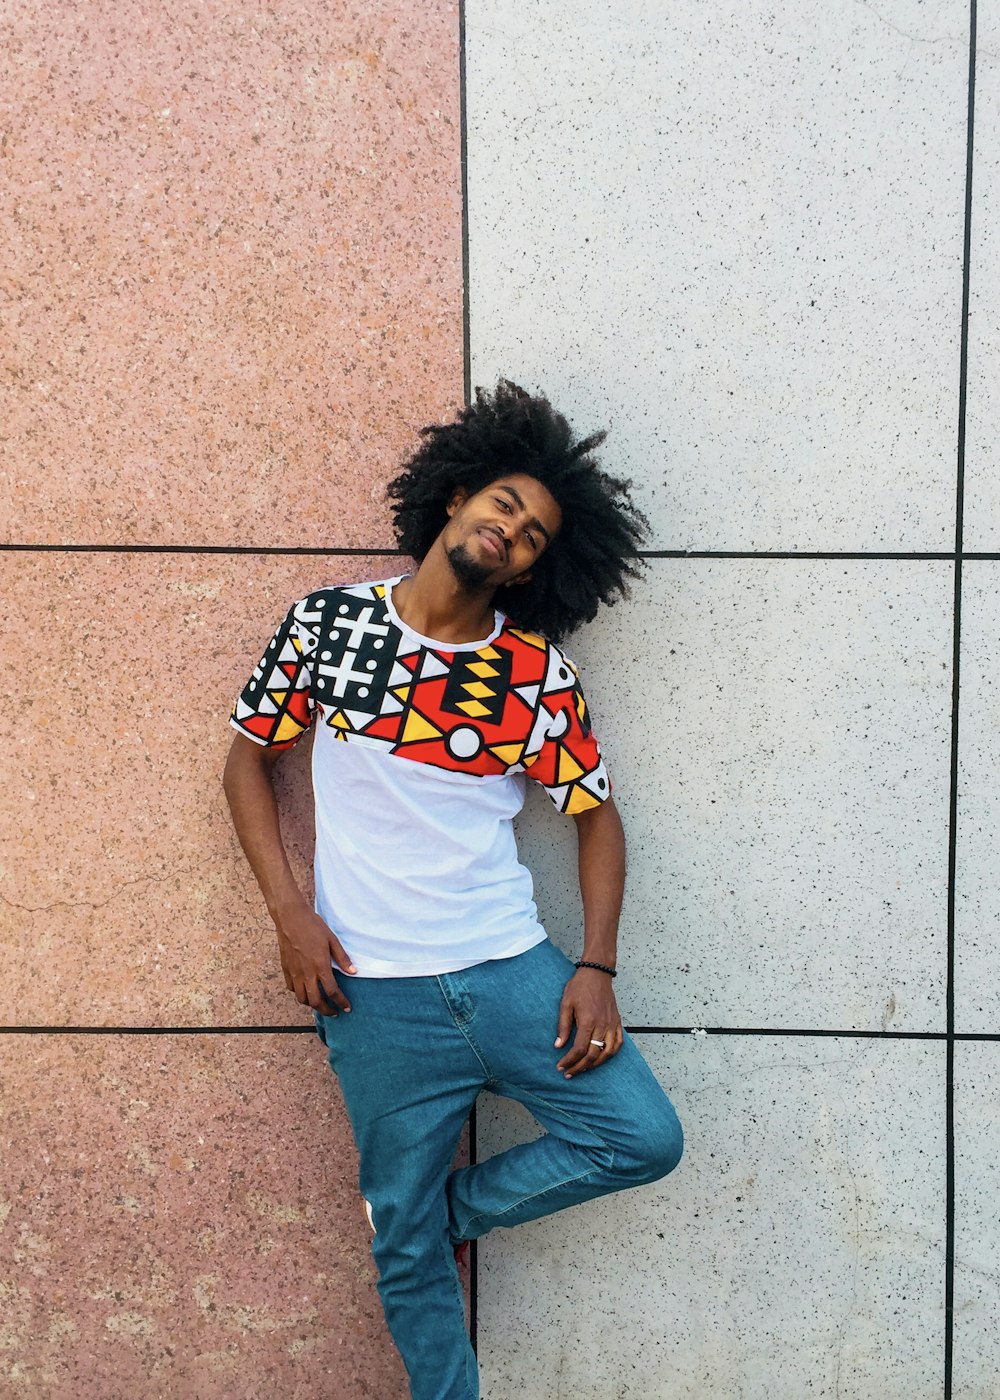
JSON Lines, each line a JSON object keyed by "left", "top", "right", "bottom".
{"left": 478, "top": 527, "right": 507, "bottom": 560}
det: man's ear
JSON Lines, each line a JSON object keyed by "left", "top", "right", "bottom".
{"left": 446, "top": 486, "right": 470, "bottom": 518}
{"left": 507, "top": 571, "right": 532, "bottom": 588}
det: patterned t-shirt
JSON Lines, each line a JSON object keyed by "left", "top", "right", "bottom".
{"left": 231, "top": 577, "right": 611, "bottom": 975}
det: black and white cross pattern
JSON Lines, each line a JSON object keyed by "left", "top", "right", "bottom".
{"left": 313, "top": 597, "right": 396, "bottom": 715}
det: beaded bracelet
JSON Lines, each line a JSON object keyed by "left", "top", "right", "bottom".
{"left": 575, "top": 959, "right": 617, "bottom": 978}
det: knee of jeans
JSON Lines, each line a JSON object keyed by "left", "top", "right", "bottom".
{"left": 615, "top": 1104, "right": 683, "bottom": 1185}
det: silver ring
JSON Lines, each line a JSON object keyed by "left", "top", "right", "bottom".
{"left": 590, "top": 1038, "right": 606, "bottom": 1049}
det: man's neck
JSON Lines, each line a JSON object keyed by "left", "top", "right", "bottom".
{"left": 392, "top": 545, "right": 499, "bottom": 646}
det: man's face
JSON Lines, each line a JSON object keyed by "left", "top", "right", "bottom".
{"left": 443, "top": 473, "right": 562, "bottom": 591}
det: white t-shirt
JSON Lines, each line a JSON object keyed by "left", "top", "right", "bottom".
{"left": 231, "top": 577, "right": 611, "bottom": 976}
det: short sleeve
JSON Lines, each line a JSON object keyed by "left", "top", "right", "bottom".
{"left": 229, "top": 598, "right": 317, "bottom": 749}
{"left": 524, "top": 654, "right": 612, "bottom": 815}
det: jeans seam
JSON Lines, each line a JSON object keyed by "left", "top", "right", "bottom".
{"left": 457, "top": 1156, "right": 611, "bottom": 1238}
{"left": 495, "top": 1082, "right": 618, "bottom": 1156}
{"left": 436, "top": 977, "right": 496, "bottom": 1084}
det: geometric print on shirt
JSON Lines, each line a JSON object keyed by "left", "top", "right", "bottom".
{"left": 230, "top": 579, "right": 611, "bottom": 815}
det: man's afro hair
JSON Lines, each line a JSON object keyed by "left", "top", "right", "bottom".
{"left": 387, "top": 381, "right": 648, "bottom": 641}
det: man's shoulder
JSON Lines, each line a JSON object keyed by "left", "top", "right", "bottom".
{"left": 290, "top": 578, "right": 395, "bottom": 622}
{"left": 497, "top": 618, "right": 578, "bottom": 673}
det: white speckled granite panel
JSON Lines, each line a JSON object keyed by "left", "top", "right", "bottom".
{"left": 955, "top": 562, "right": 1000, "bottom": 1032}
{"left": 953, "top": 1041, "right": 1000, "bottom": 1400}
{"left": 476, "top": 1034, "right": 944, "bottom": 1400}
{"left": 965, "top": 23, "right": 1000, "bottom": 550}
{"left": 515, "top": 558, "right": 952, "bottom": 1031}
{"left": 466, "top": 0, "right": 967, "bottom": 551}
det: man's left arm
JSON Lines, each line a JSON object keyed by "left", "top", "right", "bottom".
{"left": 555, "top": 796, "right": 626, "bottom": 1078}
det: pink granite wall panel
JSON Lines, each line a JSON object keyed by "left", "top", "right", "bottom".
{"left": 0, "top": 550, "right": 408, "bottom": 1027}
{"left": 0, "top": 0, "right": 463, "bottom": 546}
{"left": 0, "top": 1033, "right": 409, "bottom": 1398}
{"left": 1, "top": 0, "right": 462, "bottom": 1391}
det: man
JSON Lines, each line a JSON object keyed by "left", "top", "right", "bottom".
{"left": 224, "top": 381, "right": 683, "bottom": 1400}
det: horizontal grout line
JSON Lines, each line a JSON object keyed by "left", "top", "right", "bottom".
{"left": 644, "top": 550, "right": 961, "bottom": 561}
{"left": 2, "top": 545, "right": 1000, "bottom": 561}
{"left": 0, "top": 543, "right": 404, "bottom": 557}
{"left": 628, "top": 1025, "right": 957, "bottom": 1039}
{"left": 0, "top": 1024, "right": 316, "bottom": 1034}
{"left": 2, "top": 1024, "right": 998, "bottom": 1040}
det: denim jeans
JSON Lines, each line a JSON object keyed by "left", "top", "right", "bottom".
{"left": 314, "top": 938, "right": 683, "bottom": 1400}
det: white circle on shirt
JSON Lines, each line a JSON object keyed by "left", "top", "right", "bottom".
{"left": 547, "top": 708, "right": 570, "bottom": 740}
{"left": 446, "top": 725, "right": 484, "bottom": 761}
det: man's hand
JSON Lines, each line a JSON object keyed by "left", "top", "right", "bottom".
{"left": 554, "top": 967, "right": 623, "bottom": 1077}
{"left": 275, "top": 904, "right": 357, "bottom": 1015}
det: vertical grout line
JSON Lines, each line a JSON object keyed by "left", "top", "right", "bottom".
{"left": 458, "top": 0, "right": 478, "bottom": 1359}
{"left": 945, "top": 3, "right": 976, "bottom": 1394}
{"left": 459, "top": 0, "right": 472, "bottom": 413}
{"left": 469, "top": 1101, "right": 478, "bottom": 1355}
{"left": 946, "top": 568, "right": 961, "bottom": 1400}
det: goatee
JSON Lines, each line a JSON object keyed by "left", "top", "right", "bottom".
{"left": 446, "top": 543, "right": 493, "bottom": 590}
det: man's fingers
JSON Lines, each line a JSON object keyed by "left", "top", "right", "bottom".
{"left": 559, "top": 1026, "right": 622, "bottom": 1077}
{"left": 315, "top": 972, "right": 351, "bottom": 1015}
{"left": 329, "top": 936, "right": 358, "bottom": 976}
{"left": 291, "top": 969, "right": 351, "bottom": 1016}
{"left": 554, "top": 998, "right": 574, "bottom": 1050}
{"left": 558, "top": 1025, "right": 601, "bottom": 1076}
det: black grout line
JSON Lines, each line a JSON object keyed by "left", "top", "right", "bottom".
{"left": 649, "top": 552, "right": 1000, "bottom": 561}
{"left": 469, "top": 1103, "right": 478, "bottom": 1356}
{"left": 3, "top": 1024, "right": 999, "bottom": 1039}
{"left": 0, "top": 1025, "right": 319, "bottom": 1034}
{"left": 648, "top": 551, "right": 962, "bottom": 561}
{"left": 6, "top": 544, "right": 1000, "bottom": 560}
{"left": 459, "top": 0, "right": 471, "bottom": 419}
{"left": 0, "top": 543, "right": 405, "bottom": 556}
{"left": 458, "top": 0, "right": 478, "bottom": 1357}
{"left": 946, "top": 594, "right": 961, "bottom": 1400}
{"left": 945, "top": 5, "right": 976, "bottom": 1394}
{"left": 630, "top": 1026, "right": 951, "bottom": 1040}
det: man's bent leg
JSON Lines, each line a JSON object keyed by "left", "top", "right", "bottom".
{"left": 444, "top": 941, "right": 682, "bottom": 1243}
{"left": 316, "top": 974, "right": 487, "bottom": 1400}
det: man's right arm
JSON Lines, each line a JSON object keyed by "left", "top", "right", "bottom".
{"left": 223, "top": 733, "right": 356, "bottom": 1014}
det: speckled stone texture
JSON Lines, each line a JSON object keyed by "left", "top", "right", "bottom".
{"left": 965, "top": 14, "right": 1000, "bottom": 549}
{"left": 465, "top": 0, "right": 967, "bottom": 550}
{"left": 0, "top": 550, "right": 409, "bottom": 1027}
{"left": 0, "top": 0, "right": 462, "bottom": 547}
{"left": 955, "top": 563, "right": 1000, "bottom": 1032}
{"left": 476, "top": 1034, "right": 945, "bottom": 1400}
{"left": 953, "top": 1042, "right": 1000, "bottom": 1400}
{"left": 515, "top": 559, "right": 953, "bottom": 1031}
{"left": 0, "top": 1033, "right": 408, "bottom": 1398}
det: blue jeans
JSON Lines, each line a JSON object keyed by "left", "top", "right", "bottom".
{"left": 314, "top": 938, "right": 683, "bottom": 1400}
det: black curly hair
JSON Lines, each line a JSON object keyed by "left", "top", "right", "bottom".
{"left": 387, "top": 381, "right": 648, "bottom": 641}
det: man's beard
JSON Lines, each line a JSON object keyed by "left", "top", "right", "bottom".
{"left": 446, "top": 542, "right": 494, "bottom": 590}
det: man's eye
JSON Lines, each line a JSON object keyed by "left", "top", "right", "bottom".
{"left": 525, "top": 532, "right": 537, "bottom": 548}
{"left": 495, "top": 497, "right": 511, "bottom": 512}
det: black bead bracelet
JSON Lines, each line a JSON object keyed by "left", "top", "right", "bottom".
{"left": 575, "top": 959, "right": 617, "bottom": 978}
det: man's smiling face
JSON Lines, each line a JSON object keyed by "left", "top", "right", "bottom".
{"left": 442, "top": 473, "right": 562, "bottom": 591}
